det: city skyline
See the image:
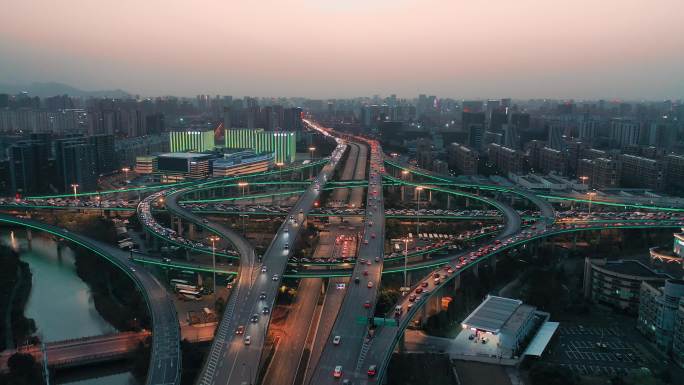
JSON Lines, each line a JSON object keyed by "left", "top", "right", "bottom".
{"left": 1, "top": 0, "right": 683, "bottom": 99}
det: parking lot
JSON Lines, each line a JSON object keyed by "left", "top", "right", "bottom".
{"left": 545, "top": 324, "right": 650, "bottom": 377}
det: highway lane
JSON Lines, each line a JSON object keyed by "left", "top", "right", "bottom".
{"left": 204, "top": 142, "right": 348, "bottom": 385}
{"left": 261, "top": 278, "right": 322, "bottom": 385}
{"left": 330, "top": 143, "right": 359, "bottom": 207}
{"left": 309, "top": 140, "right": 385, "bottom": 384}
{"left": 0, "top": 214, "right": 181, "bottom": 385}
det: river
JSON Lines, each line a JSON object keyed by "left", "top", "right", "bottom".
{"left": 1, "top": 229, "right": 140, "bottom": 385}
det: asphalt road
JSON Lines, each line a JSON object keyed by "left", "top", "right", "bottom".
{"left": 0, "top": 214, "right": 181, "bottom": 385}
{"left": 200, "top": 142, "right": 347, "bottom": 385}
{"left": 309, "top": 140, "right": 386, "bottom": 384}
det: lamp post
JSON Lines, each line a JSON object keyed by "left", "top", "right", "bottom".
{"left": 237, "top": 182, "right": 248, "bottom": 197}
{"left": 402, "top": 238, "right": 410, "bottom": 294}
{"left": 587, "top": 191, "right": 597, "bottom": 214}
{"left": 308, "top": 146, "right": 316, "bottom": 161}
{"left": 415, "top": 186, "right": 424, "bottom": 238}
{"left": 401, "top": 170, "right": 409, "bottom": 201}
{"left": 122, "top": 167, "right": 130, "bottom": 183}
{"left": 276, "top": 162, "right": 284, "bottom": 182}
{"left": 70, "top": 184, "right": 79, "bottom": 202}
{"left": 579, "top": 176, "right": 588, "bottom": 185}
{"left": 208, "top": 235, "right": 220, "bottom": 308}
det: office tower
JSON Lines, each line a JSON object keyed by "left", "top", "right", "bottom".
{"left": 9, "top": 141, "right": 50, "bottom": 195}
{"left": 462, "top": 100, "right": 483, "bottom": 113}
{"left": 283, "top": 107, "right": 303, "bottom": 131}
{"left": 463, "top": 112, "right": 485, "bottom": 151}
{"left": 547, "top": 120, "right": 565, "bottom": 151}
{"left": 87, "top": 134, "right": 117, "bottom": 174}
{"left": 169, "top": 130, "right": 215, "bottom": 152}
{"left": 145, "top": 113, "right": 165, "bottom": 135}
{"left": 502, "top": 124, "right": 519, "bottom": 149}
{"left": 489, "top": 111, "right": 508, "bottom": 132}
{"left": 55, "top": 139, "right": 97, "bottom": 193}
{"left": 224, "top": 128, "right": 297, "bottom": 163}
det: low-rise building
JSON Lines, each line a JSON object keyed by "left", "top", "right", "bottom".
{"left": 211, "top": 150, "right": 274, "bottom": 177}
{"left": 637, "top": 279, "right": 684, "bottom": 360}
{"left": 583, "top": 258, "right": 670, "bottom": 314}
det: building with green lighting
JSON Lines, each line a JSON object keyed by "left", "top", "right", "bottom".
{"left": 169, "top": 130, "right": 215, "bottom": 152}
{"left": 224, "top": 129, "right": 296, "bottom": 163}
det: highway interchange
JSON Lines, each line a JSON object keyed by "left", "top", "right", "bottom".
{"left": 3, "top": 121, "right": 684, "bottom": 385}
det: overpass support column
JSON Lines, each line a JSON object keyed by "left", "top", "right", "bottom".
{"left": 472, "top": 262, "right": 479, "bottom": 278}
{"left": 398, "top": 330, "right": 406, "bottom": 353}
{"left": 188, "top": 223, "right": 196, "bottom": 240}
{"left": 453, "top": 274, "right": 461, "bottom": 290}
{"left": 176, "top": 217, "right": 182, "bottom": 235}
{"left": 447, "top": 195, "right": 451, "bottom": 210}
{"left": 489, "top": 254, "right": 497, "bottom": 276}
{"left": 26, "top": 228, "right": 32, "bottom": 241}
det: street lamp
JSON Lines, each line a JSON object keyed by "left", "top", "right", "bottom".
{"left": 276, "top": 162, "right": 284, "bottom": 182}
{"left": 70, "top": 184, "right": 79, "bottom": 202}
{"left": 579, "top": 176, "right": 589, "bottom": 185}
{"left": 587, "top": 191, "right": 597, "bottom": 214}
{"left": 415, "top": 186, "right": 424, "bottom": 238}
{"left": 237, "top": 182, "right": 249, "bottom": 197}
{"left": 402, "top": 238, "right": 410, "bottom": 294}
{"left": 308, "top": 146, "right": 316, "bottom": 160}
{"left": 208, "top": 235, "right": 220, "bottom": 309}
{"left": 122, "top": 167, "right": 130, "bottom": 183}
{"left": 401, "top": 170, "right": 409, "bottom": 200}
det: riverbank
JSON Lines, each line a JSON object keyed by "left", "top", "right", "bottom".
{"left": 0, "top": 244, "right": 35, "bottom": 351}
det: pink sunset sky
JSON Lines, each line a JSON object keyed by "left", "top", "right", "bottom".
{"left": 1, "top": 0, "right": 683, "bottom": 99}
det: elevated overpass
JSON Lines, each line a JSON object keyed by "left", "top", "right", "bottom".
{"left": 0, "top": 214, "right": 181, "bottom": 385}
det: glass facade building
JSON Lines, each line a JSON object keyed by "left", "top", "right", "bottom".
{"left": 224, "top": 129, "right": 296, "bottom": 163}
{"left": 169, "top": 130, "right": 215, "bottom": 152}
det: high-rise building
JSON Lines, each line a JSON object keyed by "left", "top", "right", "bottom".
{"left": 609, "top": 118, "right": 641, "bottom": 148}
{"left": 55, "top": 140, "right": 97, "bottom": 193}
{"left": 87, "top": 134, "right": 117, "bottom": 175}
{"left": 547, "top": 120, "right": 565, "bottom": 151}
{"left": 447, "top": 143, "right": 478, "bottom": 175}
{"left": 619, "top": 154, "right": 664, "bottom": 190}
{"left": 283, "top": 107, "right": 303, "bottom": 131}
{"left": 169, "top": 130, "right": 215, "bottom": 152}
{"left": 463, "top": 111, "right": 485, "bottom": 151}
{"left": 224, "top": 128, "right": 296, "bottom": 163}
{"left": 8, "top": 141, "right": 50, "bottom": 195}
{"left": 502, "top": 124, "right": 519, "bottom": 149}
{"left": 538, "top": 146, "right": 566, "bottom": 175}
{"left": 487, "top": 143, "right": 525, "bottom": 176}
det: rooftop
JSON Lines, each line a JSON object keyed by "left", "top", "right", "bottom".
{"left": 462, "top": 296, "right": 522, "bottom": 334}
{"left": 158, "top": 152, "right": 214, "bottom": 159}
{"left": 596, "top": 259, "right": 668, "bottom": 279}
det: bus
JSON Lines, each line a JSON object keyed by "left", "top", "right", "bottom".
{"left": 178, "top": 289, "right": 202, "bottom": 300}
{"left": 170, "top": 278, "right": 191, "bottom": 287}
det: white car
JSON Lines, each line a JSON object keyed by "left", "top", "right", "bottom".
{"left": 333, "top": 335, "right": 341, "bottom": 345}
{"left": 272, "top": 274, "right": 279, "bottom": 281}
{"left": 244, "top": 335, "right": 251, "bottom": 345}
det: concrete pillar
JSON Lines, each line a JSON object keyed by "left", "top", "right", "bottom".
{"left": 447, "top": 195, "right": 451, "bottom": 210}
{"left": 428, "top": 190, "right": 432, "bottom": 203}
{"left": 176, "top": 217, "right": 182, "bottom": 234}
{"left": 57, "top": 242, "right": 63, "bottom": 259}
{"left": 453, "top": 274, "right": 461, "bottom": 290}
{"left": 188, "top": 223, "right": 196, "bottom": 240}
{"left": 472, "top": 262, "right": 479, "bottom": 278}
{"left": 489, "top": 254, "right": 497, "bottom": 276}
{"left": 398, "top": 331, "right": 406, "bottom": 353}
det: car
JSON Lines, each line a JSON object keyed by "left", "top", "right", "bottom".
{"left": 421, "top": 281, "right": 428, "bottom": 287}
{"left": 333, "top": 335, "right": 341, "bottom": 345}
{"left": 363, "top": 270, "right": 369, "bottom": 276}
{"left": 367, "top": 281, "right": 374, "bottom": 288}
{"left": 272, "top": 274, "right": 279, "bottom": 281}
{"left": 367, "top": 365, "right": 377, "bottom": 377}
{"left": 261, "top": 265, "right": 268, "bottom": 273}
{"left": 363, "top": 239, "right": 368, "bottom": 245}
{"left": 434, "top": 277, "right": 440, "bottom": 284}
{"left": 250, "top": 314, "right": 259, "bottom": 323}
{"left": 364, "top": 300, "right": 371, "bottom": 308}
{"left": 371, "top": 233, "right": 376, "bottom": 239}
{"left": 244, "top": 335, "right": 251, "bottom": 345}
{"left": 259, "top": 291, "right": 266, "bottom": 300}
{"left": 409, "top": 294, "right": 416, "bottom": 302}
{"left": 203, "top": 219, "right": 209, "bottom": 224}
{"left": 262, "top": 306, "right": 270, "bottom": 314}
{"left": 284, "top": 243, "right": 289, "bottom": 250}
{"left": 333, "top": 366, "right": 343, "bottom": 378}
{"left": 354, "top": 276, "right": 360, "bottom": 284}
{"left": 374, "top": 256, "right": 380, "bottom": 262}
{"left": 235, "top": 325, "right": 245, "bottom": 335}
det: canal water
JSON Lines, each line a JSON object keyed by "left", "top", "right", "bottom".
{"left": 1, "top": 229, "right": 140, "bottom": 385}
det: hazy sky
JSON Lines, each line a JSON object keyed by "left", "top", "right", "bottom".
{"left": 1, "top": 0, "right": 683, "bottom": 99}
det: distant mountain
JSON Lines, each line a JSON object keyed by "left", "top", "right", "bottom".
{"left": 0, "top": 81, "right": 130, "bottom": 98}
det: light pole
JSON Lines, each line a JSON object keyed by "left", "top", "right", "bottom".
{"left": 587, "top": 191, "right": 597, "bottom": 214}
{"left": 122, "top": 167, "right": 130, "bottom": 183}
{"left": 402, "top": 238, "right": 410, "bottom": 294}
{"left": 276, "top": 162, "right": 284, "bottom": 182}
{"left": 579, "top": 176, "right": 588, "bottom": 186}
{"left": 238, "top": 182, "right": 248, "bottom": 197}
{"left": 209, "top": 235, "right": 220, "bottom": 309}
{"left": 401, "top": 170, "right": 409, "bottom": 201}
{"left": 70, "top": 184, "right": 79, "bottom": 202}
{"left": 308, "top": 146, "right": 316, "bottom": 161}
{"left": 415, "top": 186, "right": 424, "bottom": 238}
